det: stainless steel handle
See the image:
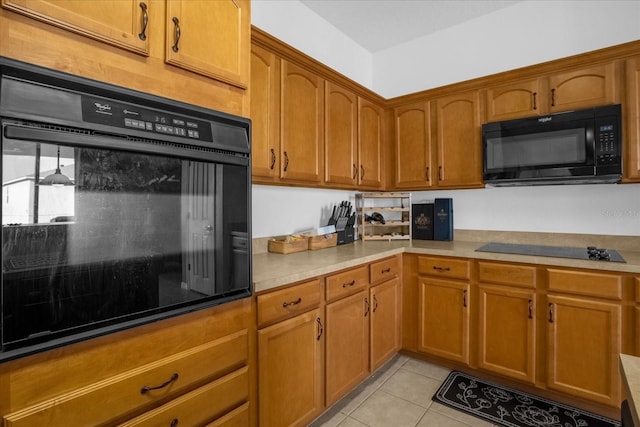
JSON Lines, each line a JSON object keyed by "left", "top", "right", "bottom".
{"left": 138, "top": 2, "right": 148, "bottom": 41}
{"left": 172, "top": 17, "right": 181, "bottom": 52}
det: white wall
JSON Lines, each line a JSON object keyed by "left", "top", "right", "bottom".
{"left": 251, "top": 0, "right": 640, "bottom": 238}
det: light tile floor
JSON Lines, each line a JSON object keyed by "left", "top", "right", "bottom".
{"left": 309, "top": 355, "right": 499, "bottom": 427}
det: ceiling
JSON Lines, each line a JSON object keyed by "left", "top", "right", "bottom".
{"left": 299, "top": 0, "right": 523, "bottom": 53}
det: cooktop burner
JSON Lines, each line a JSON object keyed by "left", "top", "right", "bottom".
{"left": 475, "top": 242, "right": 626, "bottom": 263}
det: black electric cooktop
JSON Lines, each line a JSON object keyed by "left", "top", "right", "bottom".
{"left": 475, "top": 242, "right": 626, "bottom": 263}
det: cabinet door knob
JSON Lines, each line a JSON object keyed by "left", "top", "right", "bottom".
{"left": 171, "top": 17, "right": 181, "bottom": 52}
{"left": 138, "top": 2, "right": 149, "bottom": 41}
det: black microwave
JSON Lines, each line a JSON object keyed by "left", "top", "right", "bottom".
{"left": 482, "top": 104, "right": 622, "bottom": 186}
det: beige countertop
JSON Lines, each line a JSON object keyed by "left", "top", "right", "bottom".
{"left": 253, "top": 233, "right": 640, "bottom": 293}
{"left": 621, "top": 354, "right": 640, "bottom": 426}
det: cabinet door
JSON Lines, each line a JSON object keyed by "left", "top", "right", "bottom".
{"left": 258, "top": 309, "right": 323, "bottom": 427}
{"left": 325, "top": 290, "right": 369, "bottom": 406}
{"left": 1, "top": 0, "right": 149, "bottom": 55}
{"left": 358, "top": 97, "right": 383, "bottom": 189}
{"left": 280, "top": 60, "right": 324, "bottom": 183}
{"left": 251, "top": 45, "right": 280, "bottom": 180}
{"left": 394, "top": 101, "right": 431, "bottom": 188}
{"left": 324, "top": 82, "right": 357, "bottom": 187}
{"left": 548, "top": 62, "right": 619, "bottom": 113}
{"left": 165, "top": 0, "right": 249, "bottom": 89}
{"left": 418, "top": 277, "right": 469, "bottom": 364}
{"left": 547, "top": 295, "right": 621, "bottom": 406}
{"left": 625, "top": 56, "right": 640, "bottom": 182}
{"left": 434, "top": 91, "right": 483, "bottom": 188}
{"left": 478, "top": 285, "right": 536, "bottom": 384}
{"left": 485, "top": 79, "right": 542, "bottom": 121}
{"left": 370, "top": 277, "right": 400, "bottom": 371}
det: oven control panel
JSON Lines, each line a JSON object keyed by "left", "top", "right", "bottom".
{"left": 81, "top": 95, "right": 213, "bottom": 143}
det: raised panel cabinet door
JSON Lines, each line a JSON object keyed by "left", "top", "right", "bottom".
{"left": 548, "top": 62, "right": 619, "bottom": 113}
{"left": 370, "top": 277, "right": 401, "bottom": 371}
{"left": 625, "top": 56, "right": 640, "bottom": 182}
{"left": 358, "top": 97, "right": 383, "bottom": 189}
{"left": 280, "top": 60, "right": 324, "bottom": 183}
{"left": 1, "top": 0, "right": 149, "bottom": 55}
{"left": 250, "top": 45, "right": 280, "bottom": 180}
{"left": 325, "top": 82, "right": 357, "bottom": 186}
{"left": 325, "top": 290, "right": 370, "bottom": 406}
{"left": 478, "top": 285, "right": 536, "bottom": 384}
{"left": 418, "top": 277, "right": 469, "bottom": 364}
{"left": 258, "top": 309, "right": 324, "bottom": 427}
{"left": 546, "top": 295, "right": 621, "bottom": 407}
{"left": 485, "top": 79, "right": 542, "bottom": 121}
{"left": 394, "top": 101, "right": 431, "bottom": 188}
{"left": 165, "top": 0, "right": 249, "bottom": 89}
{"left": 434, "top": 91, "right": 483, "bottom": 188}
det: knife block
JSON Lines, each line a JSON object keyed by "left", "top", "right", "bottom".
{"left": 337, "top": 225, "right": 354, "bottom": 245}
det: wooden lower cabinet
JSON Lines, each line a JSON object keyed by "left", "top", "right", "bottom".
{"left": 546, "top": 294, "right": 622, "bottom": 407}
{"left": 418, "top": 277, "right": 469, "bottom": 364}
{"left": 478, "top": 284, "right": 536, "bottom": 384}
{"left": 325, "top": 290, "right": 370, "bottom": 405}
{"left": 370, "top": 277, "right": 401, "bottom": 371}
{"left": 258, "top": 308, "right": 324, "bottom": 427}
{"left": 1, "top": 299, "right": 253, "bottom": 426}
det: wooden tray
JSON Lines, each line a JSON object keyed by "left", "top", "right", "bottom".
{"left": 268, "top": 236, "right": 308, "bottom": 254}
{"left": 308, "top": 233, "right": 337, "bottom": 250}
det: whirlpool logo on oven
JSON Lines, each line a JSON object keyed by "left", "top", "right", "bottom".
{"left": 538, "top": 116, "right": 552, "bottom": 123}
{"left": 94, "top": 102, "right": 113, "bottom": 115}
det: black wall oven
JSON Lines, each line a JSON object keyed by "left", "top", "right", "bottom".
{"left": 0, "top": 58, "right": 251, "bottom": 361}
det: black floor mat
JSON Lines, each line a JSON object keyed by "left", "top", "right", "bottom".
{"left": 432, "top": 371, "right": 621, "bottom": 427}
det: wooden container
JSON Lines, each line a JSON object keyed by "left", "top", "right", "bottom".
{"left": 308, "top": 233, "right": 337, "bottom": 250}
{"left": 268, "top": 236, "right": 308, "bottom": 254}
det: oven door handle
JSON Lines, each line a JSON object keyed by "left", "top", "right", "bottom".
{"left": 3, "top": 124, "right": 249, "bottom": 166}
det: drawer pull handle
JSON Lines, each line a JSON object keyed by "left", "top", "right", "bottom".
{"left": 270, "top": 148, "right": 276, "bottom": 170}
{"left": 463, "top": 289, "right": 468, "bottom": 308}
{"left": 364, "top": 297, "right": 370, "bottom": 317}
{"left": 548, "top": 303, "right": 554, "bottom": 323}
{"left": 138, "top": 2, "right": 148, "bottom": 41}
{"left": 342, "top": 280, "right": 356, "bottom": 288}
{"left": 528, "top": 299, "right": 534, "bottom": 319}
{"left": 171, "top": 17, "right": 181, "bottom": 52}
{"left": 373, "top": 294, "right": 378, "bottom": 312}
{"left": 381, "top": 267, "right": 391, "bottom": 274}
{"left": 316, "top": 317, "right": 323, "bottom": 340}
{"left": 140, "top": 373, "right": 179, "bottom": 394}
{"left": 170, "top": 419, "right": 179, "bottom": 427}
{"left": 433, "top": 266, "right": 450, "bottom": 272}
{"left": 282, "top": 297, "right": 302, "bottom": 308}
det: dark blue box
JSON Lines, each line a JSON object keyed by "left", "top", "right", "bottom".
{"left": 434, "top": 198, "right": 453, "bottom": 241}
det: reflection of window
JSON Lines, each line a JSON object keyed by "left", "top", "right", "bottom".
{"left": 2, "top": 143, "right": 75, "bottom": 225}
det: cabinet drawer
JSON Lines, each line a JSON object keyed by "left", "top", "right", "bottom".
{"left": 326, "top": 266, "right": 369, "bottom": 302}
{"left": 478, "top": 261, "right": 536, "bottom": 288}
{"left": 257, "top": 279, "right": 321, "bottom": 327}
{"left": 3, "top": 330, "right": 248, "bottom": 427}
{"left": 118, "top": 367, "right": 248, "bottom": 426}
{"left": 547, "top": 269, "right": 623, "bottom": 300}
{"left": 370, "top": 256, "right": 400, "bottom": 285}
{"left": 418, "top": 256, "right": 470, "bottom": 280}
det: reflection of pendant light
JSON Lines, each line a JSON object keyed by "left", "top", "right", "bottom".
{"left": 39, "top": 146, "right": 74, "bottom": 187}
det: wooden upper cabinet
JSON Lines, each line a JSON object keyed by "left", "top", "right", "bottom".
{"left": 165, "top": 0, "right": 249, "bottom": 89}
{"left": 280, "top": 60, "right": 324, "bottom": 183}
{"left": 1, "top": 0, "right": 150, "bottom": 55}
{"left": 485, "top": 61, "right": 621, "bottom": 121}
{"left": 434, "top": 90, "right": 483, "bottom": 188}
{"left": 325, "top": 82, "right": 358, "bottom": 187}
{"left": 358, "top": 98, "right": 383, "bottom": 189}
{"left": 485, "top": 79, "right": 542, "bottom": 122}
{"left": 394, "top": 101, "right": 431, "bottom": 189}
{"left": 624, "top": 56, "right": 640, "bottom": 182}
{"left": 548, "top": 62, "right": 619, "bottom": 113}
{"left": 250, "top": 44, "right": 280, "bottom": 180}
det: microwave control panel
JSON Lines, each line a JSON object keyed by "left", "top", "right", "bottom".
{"left": 594, "top": 119, "right": 620, "bottom": 165}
